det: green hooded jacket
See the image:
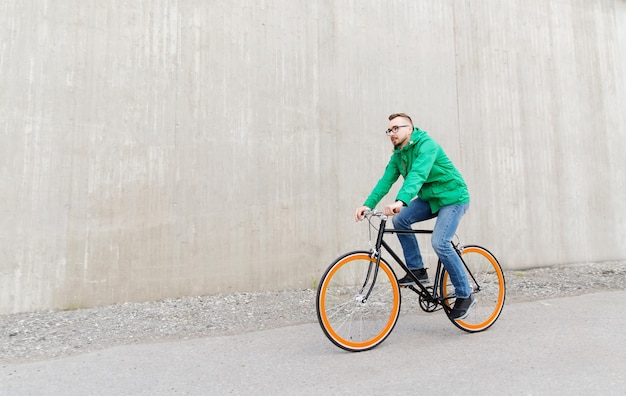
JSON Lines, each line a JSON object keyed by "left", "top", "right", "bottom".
{"left": 363, "top": 127, "right": 470, "bottom": 213}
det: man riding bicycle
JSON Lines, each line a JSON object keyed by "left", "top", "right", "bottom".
{"left": 354, "top": 113, "right": 475, "bottom": 320}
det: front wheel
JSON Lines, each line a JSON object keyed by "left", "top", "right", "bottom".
{"left": 439, "top": 245, "right": 506, "bottom": 332}
{"left": 316, "top": 251, "right": 401, "bottom": 352}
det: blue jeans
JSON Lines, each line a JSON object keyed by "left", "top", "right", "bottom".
{"left": 391, "top": 199, "right": 472, "bottom": 298}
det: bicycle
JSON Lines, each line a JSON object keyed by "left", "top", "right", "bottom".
{"left": 316, "top": 209, "right": 505, "bottom": 352}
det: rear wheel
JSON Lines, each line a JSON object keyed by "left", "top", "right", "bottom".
{"left": 440, "top": 245, "right": 505, "bottom": 332}
{"left": 316, "top": 251, "right": 401, "bottom": 352}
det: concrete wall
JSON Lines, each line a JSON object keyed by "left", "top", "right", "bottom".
{"left": 1, "top": 0, "right": 624, "bottom": 314}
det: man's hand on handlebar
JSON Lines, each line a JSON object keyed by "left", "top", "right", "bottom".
{"left": 383, "top": 201, "right": 403, "bottom": 216}
{"left": 354, "top": 206, "right": 370, "bottom": 222}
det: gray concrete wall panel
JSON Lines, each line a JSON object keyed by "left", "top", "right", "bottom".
{"left": 1, "top": 0, "right": 624, "bottom": 313}
{"left": 453, "top": 0, "right": 626, "bottom": 267}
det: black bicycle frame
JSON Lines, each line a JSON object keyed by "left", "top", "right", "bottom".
{"left": 368, "top": 216, "right": 453, "bottom": 307}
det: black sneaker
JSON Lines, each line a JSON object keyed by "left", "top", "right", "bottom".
{"left": 449, "top": 294, "right": 476, "bottom": 320}
{"left": 397, "top": 268, "right": 430, "bottom": 285}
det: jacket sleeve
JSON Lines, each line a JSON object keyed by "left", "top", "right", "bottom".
{"left": 363, "top": 157, "right": 401, "bottom": 209}
{"left": 395, "top": 137, "right": 439, "bottom": 205}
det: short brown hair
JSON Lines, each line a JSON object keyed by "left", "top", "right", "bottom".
{"left": 388, "top": 113, "right": 413, "bottom": 126}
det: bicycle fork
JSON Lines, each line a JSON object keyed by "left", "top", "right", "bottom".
{"left": 356, "top": 215, "right": 391, "bottom": 303}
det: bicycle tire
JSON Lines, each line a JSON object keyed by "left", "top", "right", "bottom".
{"left": 439, "top": 245, "right": 505, "bottom": 332}
{"left": 316, "top": 251, "right": 401, "bottom": 352}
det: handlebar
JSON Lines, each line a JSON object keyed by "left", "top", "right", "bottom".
{"left": 362, "top": 209, "right": 387, "bottom": 221}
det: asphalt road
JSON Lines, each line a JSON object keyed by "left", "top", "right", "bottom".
{"left": 2, "top": 290, "right": 625, "bottom": 395}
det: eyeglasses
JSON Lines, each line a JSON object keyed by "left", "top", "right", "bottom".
{"left": 385, "top": 125, "right": 409, "bottom": 136}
